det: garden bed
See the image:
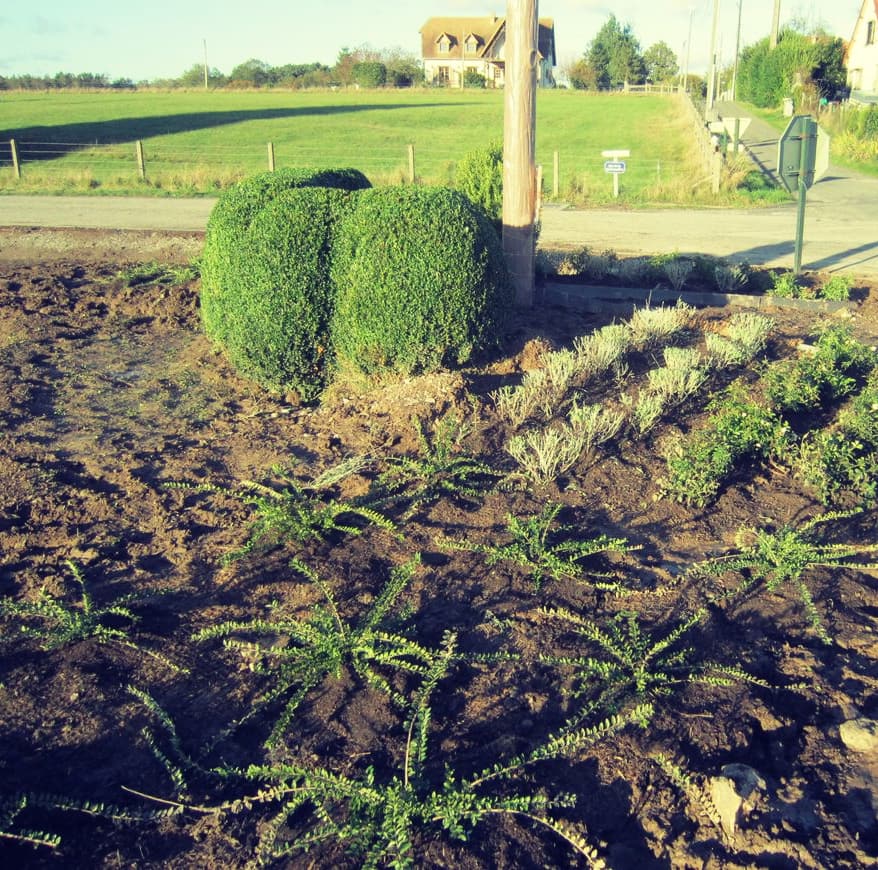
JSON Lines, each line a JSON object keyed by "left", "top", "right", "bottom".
{"left": 0, "top": 235, "right": 877, "bottom": 868}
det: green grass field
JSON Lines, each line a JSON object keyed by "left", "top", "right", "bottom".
{"left": 0, "top": 88, "right": 773, "bottom": 204}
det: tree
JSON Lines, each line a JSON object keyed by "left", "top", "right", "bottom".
{"left": 563, "top": 58, "right": 600, "bottom": 90}
{"left": 178, "top": 63, "right": 225, "bottom": 88}
{"left": 352, "top": 61, "right": 387, "bottom": 88}
{"left": 737, "top": 29, "right": 847, "bottom": 107}
{"left": 380, "top": 48, "right": 423, "bottom": 87}
{"left": 643, "top": 41, "right": 678, "bottom": 84}
{"left": 228, "top": 58, "right": 271, "bottom": 87}
{"left": 586, "top": 15, "right": 645, "bottom": 89}
{"left": 333, "top": 45, "right": 380, "bottom": 85}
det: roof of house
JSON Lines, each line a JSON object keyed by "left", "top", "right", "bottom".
{"left": 419, "top": 17, "right": 556, "bottom": 65}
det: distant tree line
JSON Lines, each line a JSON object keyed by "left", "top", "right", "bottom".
{"left": 0, "top": 45, "right": 423, "bottom": 91}
{"left": 0, "top": 72, "right": 136, "bottom": 90}
{"left": 563, "top": 14, "right": 847, "bottom": 109}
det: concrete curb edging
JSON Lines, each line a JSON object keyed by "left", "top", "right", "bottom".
{"left": 539, "top": 280, "right": 850, "bottom": 315}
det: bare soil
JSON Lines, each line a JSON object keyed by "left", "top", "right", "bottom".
{"left": 0, "top": 228, "right": 877, "bottom": 869}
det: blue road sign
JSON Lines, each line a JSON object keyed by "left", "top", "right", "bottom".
{"left": 604, "top": 161, "right": 627, "bottom": 173}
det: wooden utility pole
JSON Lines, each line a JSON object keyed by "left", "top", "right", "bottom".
{"left": 732, "top": 0, "right": 744, "bottom": 100}
{"left": 683, "top": 6, "right": 694, "bottom": 92}
{"left": 502, "top": 0, "right": 538, "bottom": 307}
{"left": 770, "top": 0, "right": 781, "bottom": 49}
{"left": 706, "top": 0, "right": 720, "bottom": 114}
{"left": 203, "top": 39, "right": 209, "bottom": 89}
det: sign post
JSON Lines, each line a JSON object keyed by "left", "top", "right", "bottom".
{"left": 602, "top": 149, "right": 630, "bottom": 199}
{"left": 777, "top": 115, "right": 829, "bottom": 274}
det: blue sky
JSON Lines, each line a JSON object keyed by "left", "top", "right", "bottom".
{"left": 0, "top": 1, "right": 863, "bottom": 82}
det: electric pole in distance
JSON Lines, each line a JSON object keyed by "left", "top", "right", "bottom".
{"left": 770, "top": 0, "right": 781, "bottom": 49}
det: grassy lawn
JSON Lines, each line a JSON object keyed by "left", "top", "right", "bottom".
{"left": 0, "top": 89, "right": 768, "bottom": 205}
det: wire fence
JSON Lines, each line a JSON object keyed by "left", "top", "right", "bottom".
{"left": 1, "top": 101, "right": 715, "bottom": 204}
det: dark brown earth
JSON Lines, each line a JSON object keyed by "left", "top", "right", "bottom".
{"left": 0, "top": 228, "right": 876, "bottom": 869}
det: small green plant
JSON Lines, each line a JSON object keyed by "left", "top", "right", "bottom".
{"left": 764, "top": 324, "right": 877, "bottom": 415}
{"left": 628, "top": 390, "right": 668, "bottom": 437}
{"left": 0, "top": 561, "right": 183, "bottom": 671}
{"left": 226, "top": 634, "right": 641, "bottom": 868}
{"left": 373, "top": 415, "right": 502, "bottom": 517}
{"left": 168, "top": 457, "right": 392, "bottom": 561}
{"left": 644, "top": 346, "right": 708, "bottom": 406}
{"left": 713, "top": 263, "right": 750, "bottom": 294}
{"left": 661, "top": 390, "right": 790, "bottom": 507}
{"left": 627, "top": 301, "right": 694, "bottom": 348}
{"left": 114, "top": 261, "right": 199, "bottom": 288}
{"left": 769, "top": 270, "right": 799, "bottom": 298}
{"left": 796, "top": 375, "right": 878, "bottom": 505}
{"left": 651, "top": 754, "right": 731, "bottom": 846}
{"left": 695, "top": 511, "right": 878, "bottom": 644}
{"left": 541, "top": 607, "right": 769, "bottom": 719}
{"left": 567, "top": 399, "right": 625, "bottom": 451}
{"left": 573, "top": 323, "right": 631, "bottom": 378}
{"left": 506, "top": 424, "right": 585, "bottom": 485}
{"left": 797, "top": 430, "right": 878, "bottom": 506}
{"left": 705, "top": 312, "right": 773, "bottom": 367}
{"left": 614, "top": 256, "right": 652, "bottom": 286}
{"left": 820, "top": 274, "right": 853, "bottom": 301}
{"left": 0, "top": 795, "right": 62, "bottom": 849}
{"left": 563, "top": 246, "right": 617, "bottom": 281}
{"left": 492, "top": 382, "right": 538, "bottom": 427}
{"left": 663, "top": 258, "right": 693, "bottom": 292}
{"left": 193, "top": 556, "right": 431, "bottom": 747}
{"left": 438, "top": 502, "right": 632, "bottom": 590}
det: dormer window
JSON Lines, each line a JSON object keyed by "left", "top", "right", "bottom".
{"left": 437, "top": 34, "right": 451, "bottom": 54}
{"left": 464, "top": 35, "right": 478, "bottom": 54}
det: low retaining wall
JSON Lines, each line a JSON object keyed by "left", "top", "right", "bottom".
{"left": 538, "top": 280, "right": 849, "bottom": 315}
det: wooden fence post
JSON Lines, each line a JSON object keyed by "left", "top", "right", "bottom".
{"left": 535, "top": 164, "right": 543, "bottom": 215}
{"left": 10, "top": 139, "right": 21, "bottom": 179}
{"left": 408, "top": 144, "right": 415, "bottom": 183}
{"left": 711, "top": 151, "right": 722, "bottom": 194}
{"left": 135, "top": 140, "right": 146, "bottom": 180}
{"left": 267, "top": 141, "right": 275, "bottom": 171}
{"left": 553, "top": 150, "right": 559, "bottom": 198}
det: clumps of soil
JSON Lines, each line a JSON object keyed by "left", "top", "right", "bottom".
{"left": 0, "top": 239, "right": 877, "bottom": 869}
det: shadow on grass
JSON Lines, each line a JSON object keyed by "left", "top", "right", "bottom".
{"left": 0, "top": 102, "right": 460, "bottom": 164}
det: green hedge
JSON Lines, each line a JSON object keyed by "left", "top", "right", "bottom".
{"left": 330, "top": 186, "right": 511, "bottom": 375}
{"left": 455, "top": 140, "right": 503, "bottom": 228}
{"left": 200, "top": 168, "right": 370, "bottom": 397}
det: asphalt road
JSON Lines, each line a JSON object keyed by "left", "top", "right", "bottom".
{"left": 1, "top": 142, "right": 876, "bottom": 278}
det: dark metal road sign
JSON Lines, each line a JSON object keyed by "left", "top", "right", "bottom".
{"left": 777, "top": 115, "right": 818, "bottom": 193}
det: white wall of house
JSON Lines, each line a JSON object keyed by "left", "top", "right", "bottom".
{"left": 423, "top": 58, "right": 505, "bottom": 88}
{"left": 422, "top": 55, "right": 554, "bottom": 88}
{"left": 847, "top": 1, "right": 878, "bottom": 94}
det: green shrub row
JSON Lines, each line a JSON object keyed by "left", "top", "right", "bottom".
{"left": 662, "top": 391, "right": 790, "bottom": 507}
{"left": 763, "top": 325, "right": 877, "bottom": 414}
{"left": 663, "top": 325, "right": 878, "bottom": 507}
{"left": 798, "top": 370, "right": 878, "bottom": 505}
{"left": 200, "top": 168, "right": 511, "bottom": 399}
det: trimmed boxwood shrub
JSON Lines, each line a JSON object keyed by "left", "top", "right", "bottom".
{"left": 200, "top": 167, "right": 370, "bottom": 397}
{"left": 330, "top": 186, "right": 511, "bottom": 375}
